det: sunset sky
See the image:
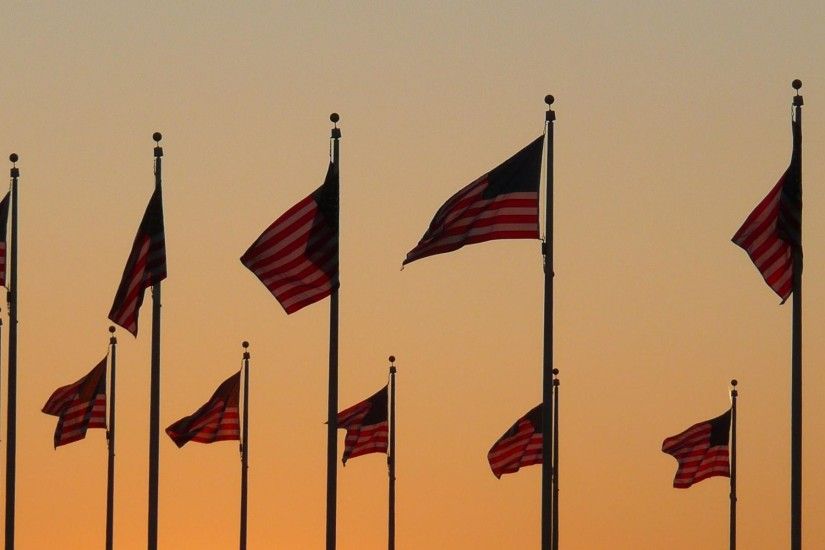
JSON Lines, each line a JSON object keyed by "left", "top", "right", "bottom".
{"left": 1, "top": 2, "right": 825, "bottom": 548}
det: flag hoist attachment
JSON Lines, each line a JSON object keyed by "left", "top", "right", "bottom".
{"left": 106, "top": 326, "right": 118, "bottom": 550}
{"left": 240, "top": 341, "right": 251, "bottom": 550}
{"left": 5, "top": 152, "right": 19, "bottom": 550}
{"left": 541, "top": 94, "right": 556, "bottom": 550}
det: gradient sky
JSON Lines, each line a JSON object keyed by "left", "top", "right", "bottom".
{"left": 1, "top": 2, "right": 824, "bottom": 548}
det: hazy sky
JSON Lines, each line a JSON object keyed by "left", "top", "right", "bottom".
{"left": 1, "top": 2, "right": 824, "bottom": 548}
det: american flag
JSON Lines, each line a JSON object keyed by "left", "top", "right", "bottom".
{"left": 732, "top": 117, "right": 802, "bottom": 302}
{"left": 166, "top": 371, "right": 241, "bottom": 447}
{"left": 0, "top": 192, "right": 9, "bottom": 288}
{"left": 488, "top": 403, "right": 543, "bottom": 478}
{"left": 241, "top": 162, "right": 338, "bottom": 314}
{"left": 42, "top": 358, "right": 107, "bottom": 447}
{"left": 403, "top": 136, "right": 543, "bottom": 266}
{"left": 662, "top": 410, "right": 731, "bottom": 489}
{"left": 338, "top": 385, "right": 388, "bottom": 465}
{"left": 108, "top": 187, "right": 167, "bottom": 336}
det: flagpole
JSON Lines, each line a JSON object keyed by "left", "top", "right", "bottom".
{"left": 541, "top": 95, "right": 555, "bottom": 550}
{"left": 789, "top": 78, "right": 803, "bottom": 550}
{"left": 552, "top": 368, "right": 559, "bottom": 550}
{"left": 326, "top": 113, "right": 341, "bottom": 550}
{"left": 4, "top": 153, "right": 19, "bottom": 550}
{"left": 148, "top": 132, "right": 163, "bottom": 550}
{"left": 106, "top": 326, "right": 118, "bottom": 550}
{"left": 388, "top": 356, "right": 397, "bottom": 550}
{"left": 240, "top": 341, "right": 250, "bottom": 550}
{"left": 729, "top": 379, "right": 738, "bottom": 550}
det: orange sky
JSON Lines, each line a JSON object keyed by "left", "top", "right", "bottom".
{"left": 1, "top": 2, "right": 825, "bottom": 548}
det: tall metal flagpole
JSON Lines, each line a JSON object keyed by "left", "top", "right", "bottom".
{"left": 240, "top": 341, "right": 250, "bottom": 550}
{"left": 4, "top": 153, "right": 19, "bottom": 550}
{"left": 388, "top": 356, "right": 397, "bottom": 550}
{"left": 730, "top": 379, "right": 738, "bottom": 550}
{"left": 552, "top": 368, "right": 559, "bottom": 550}
{"left": 790, "top": 78, "right": 803, "bottom": 550}
{"left": 148, "top": 133, "right": 163, "bottom": 550}
{"left": 106, "top": 326, "right": 118, "bottom": 550}
{"left": 541, "top": 95, "right": 555, "bottom": 550}
{"left": 326, "top": 113, "right": 341, "bottom": 550}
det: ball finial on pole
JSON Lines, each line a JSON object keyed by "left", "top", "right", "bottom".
{"left": 545, "top": 95, "right": 555, "bottom": 106}
{"left": 330, "top": 113, "right": 340, "bottom": 124}
{"left": 109, "top": 325, "right": 115, "bottom": 334}
{"left": 731, "top": 379, "right": 738, "bottom": 387}
{"left": 242, "top": 341, "right": 249, "bottom": 349}
{"left": 389, "top": 355, "right": 395, "bottom": 365}
{"left": 792, "top": 79, "right": 802, "bottom": 91}
{"left": 9, "top": 153, "right": 18, "bottom": 164}
{"left": 152, "top": 132, "right": 162, "bottom": 143}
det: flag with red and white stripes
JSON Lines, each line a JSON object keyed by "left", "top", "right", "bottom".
{"left": 403, "top": 136, "right": 543, "bottom": 266}
{"left": 108, "top": 187, "right": 167, "bottom": 336}
{"left": 166, "top": 371, "right": 241, "bottom": 447}
{"left": 0, "top": 192, "right": 9, "bottom": 288}
{"left": 42, "top": 358, "right": 107, "bottom": 447}
{"left": 488, "top": 403, "right": 543, "bottom": 478}
{"left": 662, "top": 410, "right": 731, "bottom": 488}
{"left": 338, "top": 385, "right": 388, "bottom": 465}
{"left": 732, "top": 117, "right": 802, "bottom": 302}
{"left": 241, "top": 163, "right": 338, "bottom": 314}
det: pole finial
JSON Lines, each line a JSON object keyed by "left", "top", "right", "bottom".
{"left": 153, "top": 132, "right": 164, "bottom": 159}
{"left": 242, "top": 340, "right": 250, "bottom": 360}
{"left": 330, "top": 113, "right": 340, "bottom": 125}
{"left": 9, "top": 154, "right": 18, "bottom": 164}
{"left": 152, "top": 132, "right": 162, "bottom": 143}
{"left": 792, "top": 79, "right": 802, "bottom": 92}
{"left": 109, "top": 325, "right": 115, "bottom": 334}
{"left": 545, "top": 94, "right": 556, "bottom": 122}
{"left": 731, "top": 379, "right": 738, "bottom": 387}
{"left": 388, "top": 355, "right": 395, "bottom": 365}
{"left": 545, "top": 95, "right": 555, "bottom": 106}
{"left": 242, "top": 341, "right": 249, "bottom": 349}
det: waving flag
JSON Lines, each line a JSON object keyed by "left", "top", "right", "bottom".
{"left": 338, "top": 386, "right": 388, "bottom": 464}
{"left": 662, "top": 410, "right": 731, "bottom": 488}
{"left": 42, "top": 359, "right": 107, "bottom": 447}
{"left": 488, "top": 403, "right": 543, "bottom": 478}
{"left": 108, "top": 187, "right": 167, "bottom": 335}
{"left": 166, "top": 371, "right": 241, "bottom": 447}
{"left": 241, "top": 163, "right": 338, "bottom": 314}
{"left": 403, "top": 136, "right": 542, "bottom": 266}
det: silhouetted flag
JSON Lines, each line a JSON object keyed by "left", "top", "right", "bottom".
{"left": 732, "top": 118, "right": 802, "bottom": 302}
{"left": 0, "top": 192, "right": 9, "bottom": 288}
{"left": 42, "top": 359, "right": 107, "bottom": 447}
{"left": 403, "top": 136, "right": 543, "bottom": 266}
{"left": 488, "top": 403, "right": 543, "bottom": 478}
{"left": 241, "top": 163, "right": 339, "bottom": 314}
{"left": 662, "top": 410, "right": 731, "bottom": 489}
{"left": 108, "top": 187, "right": 167, "bottom": 336}
{"left": 166, "top": 371, "right": 241, "bottom": 447}
{"left": 337, "top": 386, "right": 388, "bottom": 464}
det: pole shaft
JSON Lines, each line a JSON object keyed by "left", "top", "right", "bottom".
{"left": 389, "top": 365, "right": 396, "bottom": 550}
{"left": 240, "top": 350, "right": 250, "bottom": 550}
{"left": 4, "top": 162, "right": 18, "bottom": 550}
{"left": 147, "top": 148, "right": 163, "bottom": 550}
{"left": 790, "top": 98, "right": 802, "bottom": 550}
{"left": 541, "top": 101, "right": 555, "bottom": 550}
{"left": 326, "top": 125, "right": 341, "bottom": 550}
{"left": 730, "top": 386, "right": 737, "bottom": 550}
{"left": 106, "top": 333, "right": 118, "bottom": 550}
{"left": 552, "top": 376, "right": 559, "bottom": 550}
